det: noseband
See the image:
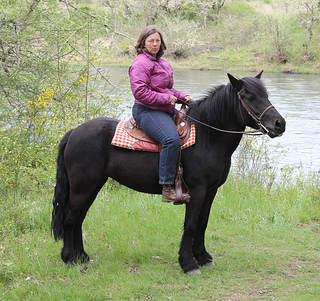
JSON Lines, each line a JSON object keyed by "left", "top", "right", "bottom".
{"left": 237, "top": 88, "right": 274, "bottom": 134}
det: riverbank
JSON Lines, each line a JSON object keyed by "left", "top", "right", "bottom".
{"left": 97, "top": 50, "right": 320, "bottom": 75}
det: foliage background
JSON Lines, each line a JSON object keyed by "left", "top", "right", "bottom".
{"left": 1, "top": 0, "right": 320, "bottom": 192}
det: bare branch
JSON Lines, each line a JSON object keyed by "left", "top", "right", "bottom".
{"left": 103, "top": 23, "right": 134, "bottom": 41}
{"left": 20, "top": 0, "right": 41, "bottom": 33}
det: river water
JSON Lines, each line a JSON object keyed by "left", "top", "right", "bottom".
{"left": 107, "top": 68, "right": 320, "bottom": 172}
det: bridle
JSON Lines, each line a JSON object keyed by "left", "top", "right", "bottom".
{"left": 237, "top": 88, "right": 274, "bottom": 135}
{"left": 178, "top": 88, "right": 274, "bottom": 136}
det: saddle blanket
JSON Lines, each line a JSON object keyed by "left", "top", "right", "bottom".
{"left": 111, "top": 120, "right": 196, "bottom": 152}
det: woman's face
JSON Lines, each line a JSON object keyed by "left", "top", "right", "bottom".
{"left": 144, "top": 32, "right": 161, "bottom": 58}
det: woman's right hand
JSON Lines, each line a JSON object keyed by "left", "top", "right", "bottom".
{"left": 171, "top": 96, "right": 177, "bottom": 106}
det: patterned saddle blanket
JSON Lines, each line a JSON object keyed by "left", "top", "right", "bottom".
{"left": 111, "top": 117, "right": 196, "bottom": 152}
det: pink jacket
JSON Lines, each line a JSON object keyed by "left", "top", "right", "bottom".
{"left": 129, "top": 51, "right": 187, "bottom": 113}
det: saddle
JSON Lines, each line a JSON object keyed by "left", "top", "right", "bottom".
{"left": 124, "top": 107, "right": 192, "bottom": 152}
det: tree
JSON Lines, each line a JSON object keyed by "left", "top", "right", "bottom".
{"left": 282, "top": 0, "right": 320, "bottom": 59}
{"left": 0, "top": 0, "right": 124, "bottom": 191}
{"left": 301, "top": 1, "right": 319, "bottom": 49}
{"left": 213, "top": 0, "right": 226, "bottom": 17}
{"left": 183, "top": 0, "right": 225, "bottom": 28}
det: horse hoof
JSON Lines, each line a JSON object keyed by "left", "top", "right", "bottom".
{"left": 186, "top": 269, "right": 201, "bottom": 275}
{"left": 78, "top": 252, "right": 90, "bottom": 263}
{"left": 203, "top": 261, "right": 215, "bottom": 268}
{"left": 66, "top": 258, "right": 78, "bottom": 265}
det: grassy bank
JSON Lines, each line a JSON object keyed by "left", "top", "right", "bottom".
{"left": 1, "top": 173, "right": 320, "bottom": 300}
{"left": 93, "top": 0, "right": 320, "bottom": 75}
{"left": 96, "top": 48, "right": 320, "bottom": 74}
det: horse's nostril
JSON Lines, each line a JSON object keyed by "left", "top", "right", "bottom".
{"left": 275, "top": 118, "right": 286, "bottom": 133}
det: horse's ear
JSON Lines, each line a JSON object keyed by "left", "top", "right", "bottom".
{"left": 255, "top": 70, "right": 263, "bottom": 79}
{"left": 227, "top": 73, "right": 243, "bottom": 91}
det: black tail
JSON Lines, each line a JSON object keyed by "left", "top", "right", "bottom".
{"left": 51, "top": 129, "right": 73, "bottom": 241}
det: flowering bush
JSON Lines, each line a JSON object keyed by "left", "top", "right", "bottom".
{"left": 0, "top": 1, "right": 125, "bottom": 193}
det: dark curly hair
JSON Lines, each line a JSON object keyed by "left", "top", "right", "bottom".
{"left": 135, "top": 25, "right": 167, "bottom": 55}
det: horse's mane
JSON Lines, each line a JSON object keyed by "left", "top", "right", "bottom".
{"left": 187, "top": 83, "right": 239, "bottom": 144}
{"left": 189, "top": 84, "right": 237, "bottom": 123}
{"left": 187, "top": 76, "right": 267, "bottom": 145}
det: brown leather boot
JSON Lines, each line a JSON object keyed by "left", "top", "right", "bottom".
{"left": 162, "top": 185, "right": 191, "bottom": 203}
{"left": 162, "top": 185, "right": 176, "bottom": 203}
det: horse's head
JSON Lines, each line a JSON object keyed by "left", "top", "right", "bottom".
{"left": 228, "top": 71, "right": 286, "bottom": 138}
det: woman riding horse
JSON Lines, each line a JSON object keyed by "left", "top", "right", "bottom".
{"left": 130, "top": 25, "right": 193, "bottom": 203}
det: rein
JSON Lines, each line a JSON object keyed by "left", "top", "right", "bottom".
{"left": 178, "top": 90, "right": 274, "bottom": 136}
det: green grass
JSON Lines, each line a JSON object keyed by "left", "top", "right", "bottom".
{"left": 1, "top": 176, "right": 320, "bottom": 300}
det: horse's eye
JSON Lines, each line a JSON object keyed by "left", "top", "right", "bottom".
{"left": 246, "top": 95, "right": 254, "bottom": 101}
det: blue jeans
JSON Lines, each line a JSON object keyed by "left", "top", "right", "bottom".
{"left": 132, "top": 103, "right": 180, "bottom": 185}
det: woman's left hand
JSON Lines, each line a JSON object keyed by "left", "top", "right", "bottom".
{"left": 184, "top": 95, "right": 194, "bottom": 105}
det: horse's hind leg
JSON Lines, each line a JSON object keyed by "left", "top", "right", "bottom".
{"left": 61, "top": 187, "right": 102, "bottom": 264}
{"left": 73, "top": 211, "right": 90, "bottom": 263}
{"left": 72, "top": 184, "right": 106, "bottom": 262}
{"left": 61, "top": 205, "right": 78, "bottom": 264}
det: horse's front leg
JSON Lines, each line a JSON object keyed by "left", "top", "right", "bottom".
{"left": 193, "top": 188, "right": 217, "bottom": 268}
{"left": 179, "top": 188, "right": 207, "bottom": 275}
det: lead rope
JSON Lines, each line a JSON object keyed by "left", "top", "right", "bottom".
{"left": 177, "top": 99, "right": 266, "bottom": 136}
{"left": 182, "top": 112, "right": 264, "bottom": 135}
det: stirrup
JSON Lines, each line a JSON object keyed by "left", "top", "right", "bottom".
{"left": 174, "top": 164, "right": 190, "bottom": 205}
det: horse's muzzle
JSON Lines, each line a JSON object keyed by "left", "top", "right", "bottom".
{"left": 267, "top": 117, "right": 286, "bottom": 138}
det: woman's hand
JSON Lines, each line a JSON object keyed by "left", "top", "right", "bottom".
{"left": 171, "top": 96, "right": 177, "bottom": 106}
{"left": 172, "top": 95, "right": 193, "bottom": 106}
{"left": 184, "top": 95, "right": 194, "bottom": 105}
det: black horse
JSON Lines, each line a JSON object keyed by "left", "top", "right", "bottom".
{"left": 52, "top": 72, "right": 285, "bottom": 275}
